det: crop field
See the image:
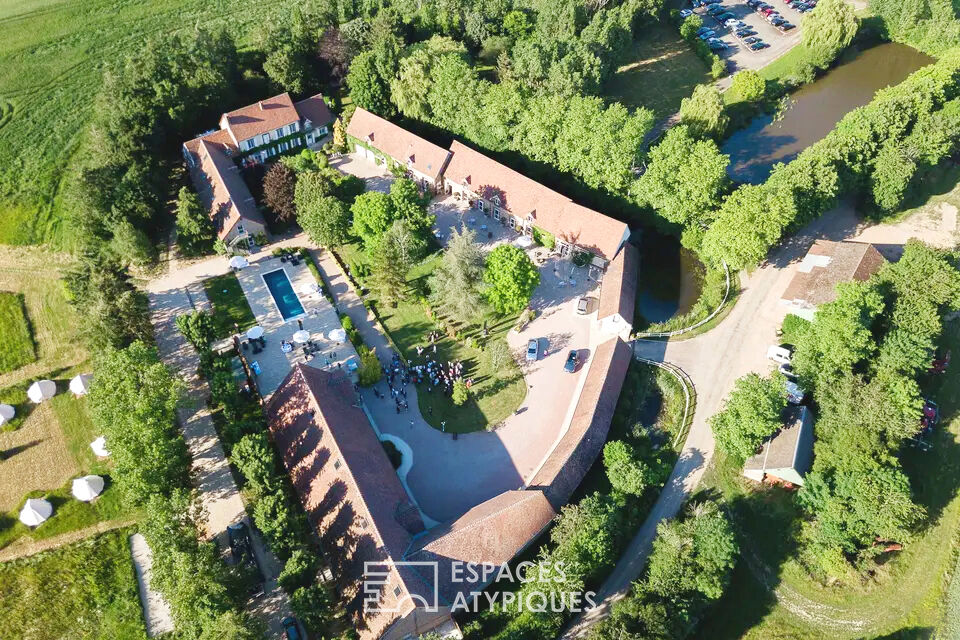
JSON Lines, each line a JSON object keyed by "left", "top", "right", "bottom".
{"left": 0, "top": 0, "right": 299, "bottom": 247}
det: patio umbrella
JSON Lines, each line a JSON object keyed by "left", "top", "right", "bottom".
{"left": 515, "top": 235, "right": 534, "bottom": 248}
{"left": 19, "top": 498, "right": 53, "bottom": 527}
{"left": 246, "top": 325, "right": 265, "bottom": 340}
{"left": 328, "top": 328, "right": 347, "bottom": 343}
{"left": 299, "top": 282, "right": 318, "bottom": 296}
{"left": 229, "top": 255, "right": 249, "bottom": 269}
{"left": 292, "top": 330, "right": 311, "bottom": 344}
{"left": 69, "top": 373, "right": 93, "bottom": 396}
{"left": 90, "top": 436, "right": 110, "bottom": 458}
{"left": 0, "top": 404, "right": 15, "bottom": 426}
{"left": 71, "top": 475, "right": 105, "bottom": 502}
{"left": 27, "top": 380, "right": 56, "bottom": 404}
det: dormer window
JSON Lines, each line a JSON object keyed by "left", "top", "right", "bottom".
{"left": 366, "top": 133, "right": 374, "bottom": 143}
{"left": 492, "top": 195, "right": 501, "bottom": 204}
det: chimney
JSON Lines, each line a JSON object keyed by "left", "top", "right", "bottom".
{"left": 258, "top": 101, "right": 264, "bottom": 110}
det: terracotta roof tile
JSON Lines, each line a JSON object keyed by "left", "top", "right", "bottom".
{"left": 294, "top": 93, "right": 334, "bottom": 128}
{"left": 193, "top": 140, "right": 264, "bottom": 240}
{"left": 529, "top": 337, "right": 632, "bottom": 509}
{"left": 221, "top": 92, "right": 300, "bottom": 144}
{"left": 598, "top": 243, "right": 639, "bottom": 322}
{"left": 782, "top": 240, "right": 887, "bottom": 307}
{"left": 444, "top": 141, "right": 628, "bottom": 260}
{"left": 346, "top": 107, "right": 451, "bottom": 182}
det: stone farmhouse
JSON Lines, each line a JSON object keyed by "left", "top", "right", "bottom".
{"left": 780, "top": 240, "right": 886, "bottom": 320}
{"left": 182, "top": 92, "right": 334, "bottom": 246}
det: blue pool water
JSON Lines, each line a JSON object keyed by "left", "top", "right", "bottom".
{"left": 263, "top": 269, "right": 305, "bottom": 320}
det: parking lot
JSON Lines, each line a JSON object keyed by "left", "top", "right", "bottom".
{"left": 692, "top": 0, "right": 804, "bottom": 74}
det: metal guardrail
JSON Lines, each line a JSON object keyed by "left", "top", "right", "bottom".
{"left": 634, "top": 261, "right": 731, "bottom": 339}
{"left": 634, "top": 355, "right": 696, "bottom": 449}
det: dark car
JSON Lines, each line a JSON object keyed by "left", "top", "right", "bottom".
{"left": 717, "top": 11, "right": 736, "bottom": 19}
{"left": 751, "top": 41, "right": 770, "bottom": 50}
{"left": 771, "top": 16, "right": 786, "bottom": 25}
{"left": 282, "top": 616, "right": 303, "bottom": 640}
{"left": 780, "top": 22, "right": 796, "bottom": 30}
{"left": 227, "top": 522, "right": 253, "bottom": 564}
{"left": 564, "top": 350, "right": 579, "bottom": 373}
{"left": 736, "top": 28, "right": 757, "bottom": 37}
{"left": 745, "top": 36, "right": 761, "bottom": 44}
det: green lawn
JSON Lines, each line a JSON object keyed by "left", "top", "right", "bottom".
{"left": 342, "top": 244, "right": 527, "bottom": 433}
{"left": 604, "top": 23, "right": 712, "bottom": 119}
{"left": 0, "top": 292, "right": 36, "bottom": 374}
{"left": 0, "top": 528, "right": 148, "bottom": 640}
{"left": 0, "top": 0, "right": 301, "bottom": 247}
{"left": 695, "top": 320, "right": 960, "bottom": 639}
{"left": 203, "top": 272, "right": 257, "bottom": 338}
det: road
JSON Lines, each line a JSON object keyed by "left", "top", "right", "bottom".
{"left": 561, "top": 197, "right": 960, "bottom": 637}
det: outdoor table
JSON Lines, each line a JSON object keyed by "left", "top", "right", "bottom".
{"left": 281, "top": 342, "right": 293, "bottom": 354}
{"left": 480, "top": 224, "right": 487, "bottom": 230}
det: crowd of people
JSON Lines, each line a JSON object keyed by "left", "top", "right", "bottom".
{"left": 370, "top": 336, "right": 473, "bottom": 416}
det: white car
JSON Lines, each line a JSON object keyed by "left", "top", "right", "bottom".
{"left": 767, "top": 345, "right": 792, "bottom": 365}
{"left": 576, "top": 297, "right": 589, "bottom": 315}
{"left": 724, "top": 18, "right": 740, "bottom": 26}
{"left": 526, "top": 339, "right": 539, "bottom": 361}
{"left": 680, "top": 8, "right": 693, "bottom": 17}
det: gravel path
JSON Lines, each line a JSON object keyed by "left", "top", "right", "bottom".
{"left": 129, "top": 532, "right": 175, "bottom": 637}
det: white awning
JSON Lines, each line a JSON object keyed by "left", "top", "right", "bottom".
{"left": 328, "top": 328, "right": 347, "bottom": 343}
{"left": 229, "top": 255, "right": 249, "bottom": 269}
{"left": 292, "top": 330, "right": 311, "bottom": 344}
{"left": 246, "top": 325, "right": 264, "bottom": 340}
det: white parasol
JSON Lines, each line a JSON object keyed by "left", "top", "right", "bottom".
{"left": 299, "top": 282, "right": 319, "bottom": 296}
{"left": 90, "top": 436, "right": 110, "bottom": 458}
{"left": 69, "top": 373, "right": 93, "bottom": 396}
{"left": 71, "top": 475, "right": 105, "bottom": 502}
{"left": 292, "top": 330, "right": 311, "bottom": 344}
{"left": 328, "top": 328, "right": 347, "bottom": 343}
{"left": 27, "top": 380, "right": 57, "bottom": 403}
{"left": 229, "top": 255, "right": 249, "bottom": 269}
{"left": 246, "top": 325, "right": 265, "bottom": 340}
{"left": 515, "top": 235, "right": 534, "bottom": 248}
{"left": 19, "top": 498, "right": 53, "bottom": 527}
{"left": 0, "top": 403, "right": 15, "bottom": 426}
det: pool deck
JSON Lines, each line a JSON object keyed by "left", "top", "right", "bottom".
{"left": 233, "top": 255, "right": 360, "bottom": 397}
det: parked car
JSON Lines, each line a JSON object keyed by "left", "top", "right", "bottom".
{"left": 564, "top": 350, "right": 579, "bottom": 373}
{"left": 771, "top": 17, "right": 786, "bottom": 25}
{"left": 576, "top": 297, "right": 589, "bottom": 315}
{"left": 785, "top": 380, "right": 806, "bottom": 405}
{"left": 780, "top": 22, "right": 796, "bottom": 30}
{"left": 779, "top": 363, "right": 796, "bottom": 379}
{"left": 526, "top": 339, "right": 539, "bottom": 361}
{"left": 699, "top": 30, "right": 716, "bottom": 39}
{"left": 697, "top": 26, "right": 713, "bottom": 34}
{"left": 717, "top": 11, "right": 736, "bottom": 20}
{"left": 708, "top": 5, "right": 725, "bottom": 13}
{"left": 737, "top": 28, "right": 757, "bottom": 37}
{"left": 703, "top": 0, "right": 723, "bottom": 4}
{"left": 282, "top": 617, "right": 303, "bottom": 640}
{"left": 708, "top": 40, "right": 729, "bottom": 50}
{"left": 767, "top": 344, "right": 792, "bottom": 365}
{"left": 680, "top": 8, "right": 693, "bottom": 17}
{"left": 751, "top": 41, "right": 770, "bottom": 50}
{"left": 745, "top": 36, "right": 761, "bottom": 43}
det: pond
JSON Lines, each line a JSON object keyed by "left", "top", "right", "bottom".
{"left": 635, "top": 231, "right": 705, "bottom": 325}
{"left": 723, "top": 43, "right": 936, "bottom": 184}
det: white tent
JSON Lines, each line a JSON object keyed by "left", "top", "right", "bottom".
{"left": 90, "top": 436, "right": 110, "bottom": 458}
{"left": 19, "top": 498, "right": 53, "bottom": 527}
{"left": 328, "top": 328, "right": 347, "bottom": 343}
{"left": 229, "top": 255, "right": 249, "bottom": 269}
{"left": 71, "top": 475, "right": 105, "bottom": 502}
{"left": 69, "top": 373, "right": 93, "bottom": 396}
{"left": 515, "top": 235, "right": 534, "bottom": 248}
{"left": 27, "top": 380, "right": 57, "bottom": 403}
{"left": 0, "top": 404, "right": 15, "bottom": 426}
{"left": 292, "top": 330, "right": 311, "bottom": 344}
{"left": 246, "top": 325, "right": 264, "bottom": 340}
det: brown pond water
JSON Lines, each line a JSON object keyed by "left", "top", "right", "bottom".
{"left": 723, "top": 43, "right": 935, "bottom": 184}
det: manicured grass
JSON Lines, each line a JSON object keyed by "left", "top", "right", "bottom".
{"left": 49, "top": 390, "right": 105, "bottom": 473}
{"left": 0, "top": 528, "right": 148, "bottom": 640}
{"left": 604, "top": 23, "right": 712, "bottom": 119}
{"left": 0, "top": 292, "right": 36, "bottom": 373}
{"left": 0, "top": 0, "right": 301, "bottom": 246}
{"left": 694, "top": 320, "right": 960, "bottom": 639}
{"left": 203, "top": 272, "right": 257, "bottom": 338}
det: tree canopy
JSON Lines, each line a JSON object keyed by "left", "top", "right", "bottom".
{"left": 484, "top": 244, "right": 540, "bottom": 314}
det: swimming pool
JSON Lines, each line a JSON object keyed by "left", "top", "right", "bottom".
{"left": 262, "top": 269, "right": 305, "bottom": 321}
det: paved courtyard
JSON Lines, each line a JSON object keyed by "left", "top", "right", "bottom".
{"left": 329, "top": 152, "right": 394, "bottom": 193}
{"left": 232, "top": 255, "right": 360, "bottom": 396}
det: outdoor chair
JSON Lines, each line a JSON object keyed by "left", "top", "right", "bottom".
{"left": 280, "top": 255, "right": 288, "bottom": 262}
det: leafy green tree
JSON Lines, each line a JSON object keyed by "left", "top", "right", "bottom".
{"left": 390, "top": 178, "right": 434, "bottom": 232}
{"left": 428, "top": 229, "right": 489, "bottom": 324}
{"left": 264, "top": 43, "right": 312, "bottom": 94}
{"left": 357, "top": 345, "right": 383, "bottom": 386}
{"left": 351, "top": 191, "right": 395, "bottom": 249}
{"left": 803, "top": 0, "right": 859, "bottom": 69}
{"left": 603, "top": 440, "right": 651, "bottom": 497}
{"left": 175, "top": 311, "right": 217, "bottom": 351}
{"left": 636, "top": 125, "right": 729, "bottom": 230}
{"left": 281, "top": 149, "right": 328, "bottom": 174}
{"left": 291, "top": 583, "right": 336, "bottom": 632}
{"left": 679, "top": 84, "right": 729, "bottom": 139}
{"left": 278, "top": 550, "right": 319, "bottom": 593}
{"left": 263, "top": 163, "right": 298, "bottom": 223}
{"left": 175, "top": 186, "right": 215, "bottom": 256}
{"left": 253, "top": 492, "right": 302, "bottom": 559}
{"left": 452, "top": 379, "right": 469, "bottom": 406}
{"left": 680, "top": 14, "right": 704, "bottom": 40}
{"left": 484, "top": 340, "right": 512, "bottom": 377}
{"left": 370, "top": 234, "right": 408, "bottom": 307}
{"left": 298, "top": 195, "right": 350, "bottom": 248}
{"left": 348, "top": 50, "right": 393, "bottom": 116}
{"left": 231, "top": 433, "right": 281, "bottom": 498}
{"left": 700, "top": 184, "right": 795, "bottom": 269}
{"left": 550, "top": 493, "right": 624, "bottom": 583}
{"left": 390, "top": 37, "right": 466, "bottom": 120}
{"left": 110, "top": 220, "right": 157, "bottom": 266}
{"left": 709, "top": 373, "right": 787, "bottom": 461}
{"left": 730, "top": 69, "right": 766, "bottom": 102}
{"left": 484, "top": 244, "right": 540, "bottom": 314}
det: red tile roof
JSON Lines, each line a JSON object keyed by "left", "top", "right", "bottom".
{"left": 294, "top": 93, "right": 334, "bottom": 128}
{"left": 220, "top": 92, "right": 300, "bottom": 144}
{"left": 598, "top": 243, "right": 639, "bottom": 322}
{"left": 781, "top": 240, "right": 887, "bottom": 307}
{"left": 194, "top": 140, "right": 264, "bottom": 240}
{"left": 404, "top": 490, "right": 556, "bottom": 602}
{"left": 346, "top": 107, "right": 452, "bottom": 183}
{"left": 444, "top": 141, "right": 628, "bottom": 260}
{"left": 529, "top": 337, "right": 633, "bottom": 509}
{"left": 267, "top": 365, "right": 435, "bottom": 637}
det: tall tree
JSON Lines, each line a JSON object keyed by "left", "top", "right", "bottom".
{"left": 175, "top": 187, "right": 215, "bottom": 256}
{"left": 263, "top": 163, "right": 298, "bottom": 222}
{"left": 484, "top": 244, "right": 540, "bottom": 314}
{"left": 298, "top": 195, "right": 350, "bottom": 248}
{"left": 348, "top": 50, "right": 393, "bottom": 116}
{"left": 803, "top": 0, "right": 859, "bottom": 69}
{"left": 350, "top": 191, "right": 395, "bottom": 249}
{"left": 679, "top": 84, "right": 729, "bottom": 139}
{"left": 428, "top": 229, "right": 488, "bottom": 324}
{"left": 709, "top": 373, "right": 787, "bottom": 461}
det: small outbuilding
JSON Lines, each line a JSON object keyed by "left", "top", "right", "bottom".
{"left": 743, "top": 405, "right": 815, "bottom": 487}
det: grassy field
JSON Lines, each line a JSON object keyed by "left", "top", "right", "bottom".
{"left": 0, "top": 292, "right": 36, "bottom": 373}
{"left": 604, "top": 23, "right": 712, "bottom": 119}
{"left": 339, "top": 243, "right": 527, "bottom": 433}
{"left": 203, "top": 272, "right": 257, "bottom": 339}
{"left": 694, "top": 320, "right": 960, "bottom": 639}
{"left": 0, "top": 528, "right": 148, "bottom": 640}
{"left": 0, "top": 0, "right": 300, "bottom": 247}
